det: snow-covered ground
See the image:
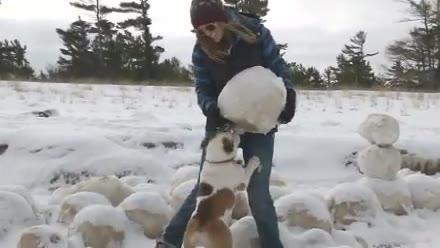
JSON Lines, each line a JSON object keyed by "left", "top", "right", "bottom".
{"left": 0, "top": 81, "right": 440, "bottom": 247}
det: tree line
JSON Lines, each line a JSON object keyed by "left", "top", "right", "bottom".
{"left": 1, "top": 0, "right": 439, "bottom": 90}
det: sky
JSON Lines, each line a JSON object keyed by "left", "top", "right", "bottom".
{"left": 0, "top": 0, "right": 413, "bottom": 74}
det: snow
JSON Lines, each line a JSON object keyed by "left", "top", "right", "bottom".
{"left": 357, "top": 113, "right": 400, "bottom": 146}
{"left": 403, "top": 173, "right": 440, "bottom": 210}
{"left": 0, "top": 191, "right": 40, "bottom": 239}
{"left": 119, "top": 192, "right": 171, "bottom": 215}
{"left": 357, "top": 145, "right": 402, "bottom": 180}
{"left": 275, "top": 192, "right": 332, "bottom": 232}
{"left": 70, "top": 205, "right": 128, "bottom": 233}
{"left": 17, "top": 225, "right": 67, "bottom": 248}
{"left": 1, "top": 81, "right": 440, "bottom": 247}
{"left": 218, "top": 66, "right": 286, "bottom": 134}
{"left": 358, "top": 177, "right": 413, "bottom": 215}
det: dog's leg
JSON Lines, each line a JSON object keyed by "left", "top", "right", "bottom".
{"left": 183, "top": 218, "right": 199, "bottom": 248}
{"left": 244, "top": 156, "right": 261, "bottom": 186}
{"left": 206, "top": 220, "right": 232, "bottom": 248}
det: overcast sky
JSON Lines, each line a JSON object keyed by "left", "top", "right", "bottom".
{"left": 0, "top": 0, "right": 413, "bottom": 73}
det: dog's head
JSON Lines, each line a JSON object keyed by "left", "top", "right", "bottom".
{"left": 201, "top": 128, "right": 240, "bottom": 163}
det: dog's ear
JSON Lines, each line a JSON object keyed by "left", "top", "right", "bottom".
{"left": 222, "top": 137, "right": 234, "bottom": 154}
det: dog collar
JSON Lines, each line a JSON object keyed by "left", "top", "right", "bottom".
{"left": 205, "top": 157, "right": 235, "bottom": 164}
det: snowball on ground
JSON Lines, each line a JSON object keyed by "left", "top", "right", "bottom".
{"left": 48, "top": 186, "right": 74, "bottom": 205}
{"left": 0, "top": 185, "right": 39, "bottom": 217}
{"left": 119, "top": 176, "right": 152, "bottom": 187}
{"left": 275, "top": 192, "right": 332, "bottom": 232}
{"left": 332, "top": 230, "right": 368, "bottom": 248}
{"left": 69, "top": 205, "right": 128, "bottom": 248}
{"left": 170, "top": 166, "right": 199, "bottom": 190}
{"left": 58, "top": 192, "right": 111, "bottom": 225}
{"left": 403, "top": 173, "right": 440, "bottom": 210}
{"left": 357, "top": 145, "right": 402, "bottom": 180}
{"left": 169, "top": 179, "right": 197, "bottom": 210}
{"left": 358, "top": 177, "right": 413, "bottom": 215}
{"left": 119, "top": 192, "right": 173, "bottom": 239}
{"left": 69, "top": 176, "right": 134, "bottom": 206}
{"left": 327, "top": 182, "right": 382, "bottom": 228}
{"left": 218, "top": 66, "right": 287, "bottom": 134}
{"left": 357, "top": 113, "right": 400, "bottom": 145}
{"left": 230, "top": 216, "right": 259, "bottom": 248}
{"left": 270, "top": 170, "right": 288, "bottom": 187}
{"left": 269, "top": 186, "right": 291, "bottom": 201}
{"left": 0, "top": 191, "right": 38, "bottom": 232}
{"left": 281, "top": 228, "right": 336, "bottom": 247}
{"left": 133, "top": 183, "right": 172, "bottom": 204}
{"left": 18, "top": 225, "right": 67, "bottom": 248}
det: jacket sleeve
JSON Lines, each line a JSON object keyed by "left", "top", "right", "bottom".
{"left": 192, "top": 45, "right": 219, "bottom": 118}
{"left": 260, "top": 24, "right": 297, "bottom": 124}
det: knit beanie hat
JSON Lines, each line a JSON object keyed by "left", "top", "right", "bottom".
{"left": 191, "top": 0, "right": 228, "bottom": 29}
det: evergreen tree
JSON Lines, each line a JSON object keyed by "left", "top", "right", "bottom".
{"left": 56, "top": 17, "right": 97, "bottom": 78}
{"left": 0, "top": 39, "right": 34, "bottom": 79}
{"left": 70, "top": 0, "right": 115, "bottom": 72}
{"left": 224, "top": 0, "right": 269, "bottom": 17}
{"left": 386, "top": 0, "right": 439, "bottom": 89}
{"left": 112, "top": 0, "right": 164, "bottom": 79}
{"left": 334, "top": 31, "right": 377, "bottom": 88}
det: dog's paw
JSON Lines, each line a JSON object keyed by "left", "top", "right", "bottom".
{"left": 247, "top": 156, "right": 262, "bottom": 173}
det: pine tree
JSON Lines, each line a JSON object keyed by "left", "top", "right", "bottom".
{"left": 334, "top": 31, "right": 377, "bottom": 88}
{"left": 56, "top": 17, "right": 97, "bottom": 78}
{"left": 0, "top": 39, "right": 34, "bottom": 80}
{"left": 386, "top": 0, "right": 440, "bottom": 89}
{"left": 112, "top": 0, "right": 164, "bottom": 79}
{"left": 70, "top": 0, "right": 115, "bottom": 73}
{"left": 224, "top": 0, "right": 269, "bottom": 17}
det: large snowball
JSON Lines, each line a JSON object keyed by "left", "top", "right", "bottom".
{"left": 270, "top": 186, "right": 291, "bottom": 202}
{"left": 119, "top": 176, "right": 152, "bottom": 187}
{"left": 18, "top": 225, "right": 67, "bottom": 248}
{"left": 170, "top": 166, "right": 199, "bottom": 190}
{"left": 69, "top": 205, "right": 127, "bottom": 248}
{"left": 403, "top": 174, "right": 440, "bottom": 210}
{"left": 327, "top": 183, "right": 382, "bottom": 228}
{"left": 170, "top": 179, "right": 197, "bottom": 210}
{"left": 230, "top": 216, "right": 259, "bottom": 248}
{"left": 357, "top": 145, "right": 402, "bottom": 180}
{"left": 358, "top": 178, "right": 413, "bottom": 215}
{"left": 358, "top": 114, "right": 400, "bottom": 146}
{"left": 58, "top": 192, "right": 111, "bottom": 225}
{"left": 0, "top": 185, "right": 39, "bottom": 217}
{"left": 218, "top": 66, "right": 287, "bottom": 134}
{"left": 119, "top": 192, "right": 173, "bottom": 239}
{"left": 275, "top": 193, "right": 332, "bottom": 232}
{"left": 0, "top": 191, "right": 38, "bottom": 232}
{"left": 48, "top": 186, "right": 74, "bottom": 205}
{"left": 69, "top": 176, "right": 134, "bottom": 206}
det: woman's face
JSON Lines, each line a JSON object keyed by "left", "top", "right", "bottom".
{"left": 197, "top": 22, "right": 226, "bottom": 43}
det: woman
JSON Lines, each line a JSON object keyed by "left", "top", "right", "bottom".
{"left": 156, "top": 0, "right": 296, "bottom": 247}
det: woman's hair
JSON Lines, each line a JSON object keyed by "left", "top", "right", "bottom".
{"left": 196, "top": 21, "right": 258, "bottom": 63}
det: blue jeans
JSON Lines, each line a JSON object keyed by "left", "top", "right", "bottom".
{"left": 162, "top": 132, "right": 283, "bottom": 248}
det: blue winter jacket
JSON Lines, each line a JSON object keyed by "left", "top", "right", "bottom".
{"left": 192, "top": 8, "right": 296, "bottom": 132}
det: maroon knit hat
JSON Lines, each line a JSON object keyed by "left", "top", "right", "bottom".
{"left": 191, "top": 0, "right": 228, "bottom": 29}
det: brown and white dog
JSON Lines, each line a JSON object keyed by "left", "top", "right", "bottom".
{"left": 183, "top": 129, "right": 260, "bottom": 248}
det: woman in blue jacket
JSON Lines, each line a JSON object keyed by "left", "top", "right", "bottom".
{"left": 156, "top": 0, "right": 296, "bottom": 247}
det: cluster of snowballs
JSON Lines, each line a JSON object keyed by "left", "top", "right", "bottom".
{"left": 353, "top": 114, "right": 440, "bottom": 215}
{"left": 4, "top": 114, "right": 440, "bottom": 248}
{"left": 3, "top": 176, "right": 174, "bottom": 248}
